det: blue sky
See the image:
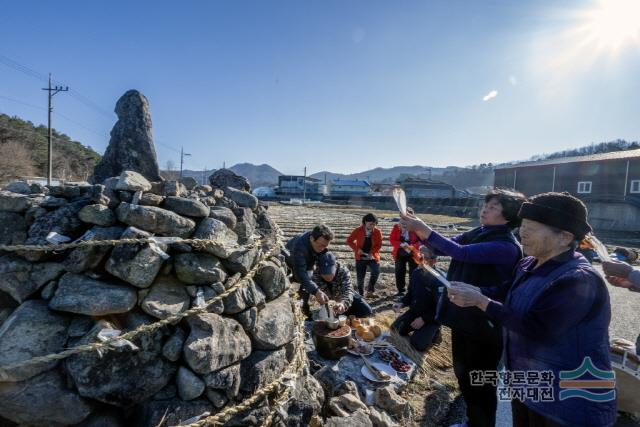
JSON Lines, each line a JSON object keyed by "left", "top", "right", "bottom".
{"left": 1, "top": 0, "right": 639, "bottom": 175}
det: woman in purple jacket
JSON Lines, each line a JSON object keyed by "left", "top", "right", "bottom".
{"left": 448, "top": 193, "right": 616, "bottom": 427}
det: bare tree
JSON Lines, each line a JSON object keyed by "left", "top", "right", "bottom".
{"left": 0, "top": 140, "right": 36, "bottom": 184}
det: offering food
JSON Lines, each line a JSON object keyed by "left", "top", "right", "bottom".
{"left": 348, "top": 339, "right": 373, "bottom": 355}
{"left": 361, "top": 330, "right": 375, "bottom": 342}
{"left": 390, "top": 359, "right": 412, "bottom": 373}
{"left": 379, "top": 349, "right": 412, "bottom": 373}
{"left": 371, "top": 325, "right": 382, "bottom": 337}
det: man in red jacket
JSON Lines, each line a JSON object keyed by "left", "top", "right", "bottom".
{"left": 346, "top": 213, "right": 382, "bottom": 298}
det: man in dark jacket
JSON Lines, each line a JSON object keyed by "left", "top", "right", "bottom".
{"left": 312, "top": 252, "right": 372, "bottom": 317}
{"left": 284, "top": 224, "right": 334, "bottom": 316}
{"left": 391, "top": 248, "right": 443, "bottom": 351}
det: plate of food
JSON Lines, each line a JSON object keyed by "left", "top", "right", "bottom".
{"left": 379, "top": 349, "right": 413, "bottom": 373}
{"left": 347, "top": 339, "right": 374, "bottom": 356}
{"left": 361, "top": 362, "right": 397, "bottom": 383}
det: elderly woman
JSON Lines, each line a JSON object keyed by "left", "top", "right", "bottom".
{"left": 401, "top": 188, "right": 524, "bottom": 427}
{"left": 448, "top": 193, "right": 616, "bottom": 427}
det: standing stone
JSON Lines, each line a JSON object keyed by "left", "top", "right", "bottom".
{"left": 66, "top": 320, "right": 176, "bottom": 407}
{"left": 79, "top": 204, "right": 116, "bottom": 226}
{"left": 0, "top": 300, "right": 70, "bottom": 381}
{"left": 91, "top": 90, "right": 161, "bottom": 183}
{"left": 49, "top": 273, "right": 137, "bottom": 316}
{"left": 0, "top": 369, "right": 93, "bottom": 426}
{"left": 105, "top": 227, "right": 166, "bottom": 288}
{"left": 141, "top": 275, "right": 190, "bottom": 320}
{"left": 250, "top": 294, "right": 295, "bottom": 350}
{"left": 115, "top": 203, "right": 196, "bottom": 237}
{"left": 183, "top": 313, "right": 252, "bottom": 374}
{"left": 0, "top": 255, "right": 65, "bottom": 303}
{"left": 176, "top": 366, "right": 205, "bottom": 401}
{"left": 175, "top": 253, "right": 227, "bottom": 285}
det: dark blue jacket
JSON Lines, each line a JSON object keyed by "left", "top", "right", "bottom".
{"left": 486, "top": 250, "right": 616, "bottom": 426}
{"left": 284, "top": 231, "right": 327, "bottom": 294}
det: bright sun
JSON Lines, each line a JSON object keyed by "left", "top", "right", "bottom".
{"left": 581, "top": 0, "right": 640, "bottom": 51}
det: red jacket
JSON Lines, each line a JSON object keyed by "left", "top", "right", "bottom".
{"left": 346, "top": 225, "right": 383, "bottom": 262}
{"left": 389, "top": 224, "right": 422, "bottom": 261}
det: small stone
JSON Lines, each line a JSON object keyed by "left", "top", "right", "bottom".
{"left": 329, "top": 393, "right": 369, "bottom": 417}
{"left": 222, "top": 278, "right": 265, "bottom": 314}
{"left": 63, "top": 226, "right": 124, "bottom": 273}
{"left": 209, "top": 206, "right": 237, "bottom": 229}
{"left": 79, "top": 204, "right": 116, "bottom": 226}
{"left": 208, "top": 169, "right": 250, "bottom": 191}
{"left": 115, "top": 170, "right": 152, "bottom": 192}
{"left": 250, "top": 293, "right": 295, "bottom": 350}
{"left": 325, "top": 410, "right": 373, "bottom": 427}
{"left": 180, "top": 176, "right": 198, "bottom": 190}
{"left": 222, "top": 247, "right": 259, "bottom": 275}
{"left": 369, "top": 407, "right": 398, "bottom": 427}
{"left": 140, "top": 193, "right": 164, "bottom": 206}
{"left": 40, "top": 195, "right": 68, "bottom": 208}
{"left": 192, "top": 218, "right": 238, "bottom": 259}
{"left": 373, "top": 385, "right": 412, "bottom": 420}
{"left": 119, "top": 191, "right": 133, "bottom": 203}
{"left": 254, "top": 261, "right": 289, "bottom": 301}
{"left": 234, "top": 306, "right": 258, "bottom": 332}
{"left": 195, "top": 185, "right": 213, "bottom": 193}
{"left": 162, "top": 181, "right": 187, "bottom": 197}
{"left": 162, "top": 327, "right": 187, "bottom": 362}
{"left": 0, "top": 255, "right": 65, "bottom": 303}
{"left": 0, "top": 190, "right": 35, "bottom": 212}
{"left": 175, "top": 253, "right": 227, "bottom": 285}
{"left": 105, "top": 227, "right": 166, "bottom": 288}
{"left": 141, "top": 275, "right": 190, "bottom": 320}
{"left": 205, "top": 388, "right": 228, "bottom": 408}
{"left": 25, "top": 197, "right": 90, "bottom": 250}
{"left": 116, "top": 202, "right": 196, "bottom": 237}
{"left": 177, "top": 366, "right": 205, "bottom": 401}
{"left": 49, "top": 273, "right": 137, "bottom": 316}
{"left": 40, "top": 280, "right": 57, "bottom": 300}
{"left": 336, "top": 380, "right": 361, "bottom": 401}
{"left": 163, "top": 196, "right": 209, "bottom": 218}
{"left": 0, "top": 212, "right": 27, "bottom": 246}
{"left": 240, "top": 347, "right": 288, "bottom": 394}
{"left": 68, "top": 315, "right": 95, "bottom": 338}
{"left": 203, "top": 363, "right": 242, "bottom": 399}
{"left": 152, "top": 383, "right": 177, "bottom": 400}
{"left": 225, "top": 186, "right": 258, "bottom": 210}
{"left": 5, "top": 181, "right": 32, "bottom": 194}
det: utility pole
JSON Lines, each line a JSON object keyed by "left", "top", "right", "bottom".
{"left": 303, "top": 166, "right": 307, "bottom": 202}
{"left": 202, "top": 166, "right": 207, "bottom": 185}
{"left": 42, "top": 73, "right": 68, "bottom": 185}
{"left": 179, "top": 146, "right": 191, "bottom": 180}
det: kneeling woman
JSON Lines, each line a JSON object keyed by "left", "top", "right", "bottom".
{"left": 448, "top": 193, "right": 616, "bottom": 427}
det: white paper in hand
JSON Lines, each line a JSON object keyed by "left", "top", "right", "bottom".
{"left": 393, "top": 188, "right": 407, "bottom": 216}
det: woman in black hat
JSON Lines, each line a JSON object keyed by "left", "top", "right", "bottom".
{"left": 448, "top": 192, "right": 616, "bottom": 427}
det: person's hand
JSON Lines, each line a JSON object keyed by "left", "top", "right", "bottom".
{"left": 450, "top": 281, "right": 481, "bottom": 292}
{"left": 334, "top": 303, "right": 347, "bottom": 315}
{"left": 392, "top": 302, "right": 403, "bottom": 313}
{"left": 447, "top": 285, "right": 489, "bottom": 310}
{"left": 602, "top": 260, "right": 633, "bottom": 279}
{"left": 410, "top": 317, "right": 425, "bottom": 330}
{"left": 605, "top": 275, "right": 633, "bottom": 289}
{"left": 400, "top": 213, "right": 432, "bottom": 239}
{"left": 315, "top": 290, "right": 329, "bottom": 305}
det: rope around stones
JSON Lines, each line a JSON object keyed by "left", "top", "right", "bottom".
{"left": 0, "top": 235, "right": 280, "bottom": 382}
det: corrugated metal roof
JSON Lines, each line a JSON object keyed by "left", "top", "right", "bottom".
{"left": 495, "top": 149, "right": 640, "bottom": 170}
{"left": 331, "top": 179, "right": 371, "bottom": 186}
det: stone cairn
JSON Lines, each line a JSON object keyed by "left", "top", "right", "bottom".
{"left": 0, "top": 170, "right": 325, "bottom": 427}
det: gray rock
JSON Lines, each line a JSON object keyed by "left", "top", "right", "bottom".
{"left": 40, "top": 195, "right": 68, "bottom": 208}
{"left": 234, "top": 306, "right": 258, "bottom": 332}
{"left": 195, "top": 184, "right": 213, "bottom": 193}
{"left": 67, "top": 319, "right": 176, "bottom": 407}
{"left": 29, "top": 181, "right": 47, "bottom": 194}
{"left": 116, "top": 202, "right": 196, "bottom": 237}
{"left": 177, "top": 366, "right": 205, "bottom": 400}
{"left": 68, "top": 315, "right": 95, "bottom": 338}
{"left": 25, "top": 197, "right": 90, "bottom": 250}
{"left": 369, "top": 407, "right": 398, "bottom": 427}
{"left": 222, "top": 278, "right": 265, "bottom": 314}
{"left": 131, "top": 399, "right": 213, "bottom": 427}
{"left": 336, "top": 380, "right": 361, "bottom": 400}
{"left": 284, "top": 374, "right": 325, "bottom": 427}
{"left": 205, "top": 388, "right": 228, "bottom": 408}
{"left": 0, "top": 211, "right": 27, "bottom": 246}
{"left": 118, "top": 190, "right": 133, "bottom": 203}
{"left": 141, "top": 275, "right": 190, "bottom": 319}
{"left": 222, "top": 247, "right": 259, "bottom": 275}
{"left": 256, "top": 206, "right": 278, "bottom": 237}
{"left": 40, "top": 280, "right": 58, "bottom": 300}
{"left": 240, "top": 347, "right": 288, "bottom": 394}
{"left": 162, "top": 180, "right": 187, "bottom": 197}
{"left": 0, "top": 255, "right": 65, "bottom": 303}
{"left": 49, "top": 273, "right": 137, "bottom": 315}
{"left": 48, "top": 184, "right": 82, "bottom": 198}
{"left": 5, "top": 181, "right": 31, "bottom": 194}
{"left": 152, "top": 383, "right": 177, "bottom": 400}
{"left": 175, "top": 252, "right": 227, "bottom": 285}
{"left": 105, "top": 226, "right": 166, "bottom": 288}
{"left": 373, "top": 385, "right": 412, "bottom": 420}
{"left": 250, "top": 294, "right": 295, "bottom": 350}
{"left": 0, "top": 190, "right": 34, "bottom": 212}
{"left": 326, "top": 410, "right": 373, "bottom": 427}
{"left": 184, "top": 312, "right": 252, "bottom": 375}
{"left": 254, "top": 261, "right": 289, "bottom": 301}
{"left": 192, "top": 218, "right": 238, "bottom": 259}
{"left": 180, "top": 176, "right": 198, "bottom": 190}
{"left": 0, "top": 300, "right": 70, "bottom": 381}
{"left": 0, "top": 369, "right": 93, "bottom": 426}
{"left": 203, "top": 363, "right": 241, "bottom": 398}
{"left": 0, "top": 290, "right": 18, "bottom": 327}
{"left": 79, "top": 204, "right": 116, "bottom": 226}
{"left": 209, "top": 206, "right": 237, "bottom": 229}
{"left": 75, "top": 410, "right": 125, "bottom": 427}
{"left": 200, "top": 196, "right": 217, "bottom": 206}
{"left": 209, "top": 169, "right": 250, "bottom": 191}
{"left": 234, "top": 218, "right": 256, "bottom": 245}
{"left": 91, "top": 90, "right": 162, "bottom": 184}
{"left": 226, "top": 186, "right": 258, "bottom": 210}
{"left": 115, "top": 170, "right": 152, "bottom": 192}
{"left": 24, "top": 205, "right": 47, "bottom": 225}
{"left": 139, "top": 192, "right": 164, "bottom": 206}
{"left": 163, "top": 196, "right": 209, "bottom": 218}
{"left": 329, "top": 393, "right": 369, "bottom": 417}
{"left": 162, "top": 327, "right": 187, "bottom": 362}
{"left": 63, "top": 226, "right": 124, "bottom": 273}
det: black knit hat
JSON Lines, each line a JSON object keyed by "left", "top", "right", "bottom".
{"left": 518, "top": 192, "right": 592, "bottom": 240}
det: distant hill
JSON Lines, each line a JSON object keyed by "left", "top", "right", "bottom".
{"left": 180, "top": 163, "right": 283, "bottom": 188}
{"left": 0, "top": 113, "right": 101, "bottom": 183}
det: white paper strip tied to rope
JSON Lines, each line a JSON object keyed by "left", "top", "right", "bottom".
{"left": 392, "top": 188, "right": 407, "bottom": 215}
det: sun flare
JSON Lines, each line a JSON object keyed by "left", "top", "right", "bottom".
{"left": 580, "top": 0, "right": 640, "bottom": 51}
